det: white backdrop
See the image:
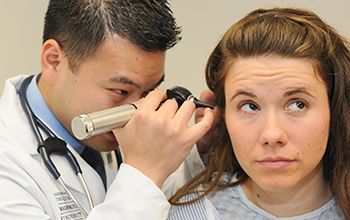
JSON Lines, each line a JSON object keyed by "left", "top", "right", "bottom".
{"left": 1, "top": 0, "right": 350, "bottom": 96}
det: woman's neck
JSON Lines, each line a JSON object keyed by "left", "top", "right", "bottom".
{"left": 241, "top": 167, "right": 332, "bottom": 217}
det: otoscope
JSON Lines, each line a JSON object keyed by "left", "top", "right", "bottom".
{"left": 71, "top": 86, "right": 213, "bottom": 140}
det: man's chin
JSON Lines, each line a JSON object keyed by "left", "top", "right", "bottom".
{"left": 83, "top": 133, "right": 119, "bottom": 152}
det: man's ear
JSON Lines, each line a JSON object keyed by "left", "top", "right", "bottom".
{"left": 40, "top": 39, "right": 65, "bottom": 84}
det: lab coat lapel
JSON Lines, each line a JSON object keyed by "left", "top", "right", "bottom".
{"left": 101, "top": 151, "right": 119, "bottom": 188}
{"left": 50, "top": 145, "right": 106, "bottom": 205}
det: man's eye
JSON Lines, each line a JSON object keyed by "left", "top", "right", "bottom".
{"left": 113, "top": 89, "right": 128, "bottom": 96}
{"left": 241, "top": 102, "right": 259, "bottom": 112}
{"left": 141, "top": 88, "right": 155, "bottom": 98}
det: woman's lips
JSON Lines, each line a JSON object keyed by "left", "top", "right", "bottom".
{"left": 256, "top": 157, "right": 296, "bottom": 169}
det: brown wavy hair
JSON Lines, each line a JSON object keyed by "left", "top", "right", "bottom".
{"left": 170, "top": 8, "right": 350, "bottom": 218}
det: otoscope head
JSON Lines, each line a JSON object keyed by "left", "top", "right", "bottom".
{"left": 166, "top": 86, "right": 214, "bottom": 109}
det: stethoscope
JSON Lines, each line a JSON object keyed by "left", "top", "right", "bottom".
{"left": 18, "top": 75, "right": 93, "bottom": 217}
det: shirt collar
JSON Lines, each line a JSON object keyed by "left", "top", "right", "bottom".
{"left": 26, "top": 74, "right": 85, "bottom": 154}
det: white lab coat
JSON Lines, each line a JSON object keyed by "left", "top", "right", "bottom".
{"left": 0, "top": 75, "right": 205, "bottom": 220}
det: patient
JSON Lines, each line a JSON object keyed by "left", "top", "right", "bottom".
{"left": 168, "top": 8, "right": 350, "bottom": 219}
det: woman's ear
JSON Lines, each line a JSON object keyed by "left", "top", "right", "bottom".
{"left": 40, "top": 39, "right": 65, "bottom": 84}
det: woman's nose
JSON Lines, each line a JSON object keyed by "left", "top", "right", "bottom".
{"left": 259, "top": 111, "right": 288, "bottom": 147}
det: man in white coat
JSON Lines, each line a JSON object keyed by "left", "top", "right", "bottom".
{"left": 0, "top": 0, "right": 214, "bottom": 219}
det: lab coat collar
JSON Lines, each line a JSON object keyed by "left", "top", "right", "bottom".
{"left": 0, "top": 75, "right": 38, "bottom": 155}
{"left": 26, "top": 74, "right": 85, "bottom": 154}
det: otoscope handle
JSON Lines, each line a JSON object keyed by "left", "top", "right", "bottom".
{"left": 72, "top": 103, "right": 138, "bottom": 140}
{"left": 71, "top": 86, "right": 213, "bottom": 140}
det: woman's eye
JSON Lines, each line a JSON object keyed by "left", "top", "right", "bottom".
{"left": 241, "top": 102, "right": 259, "bottom": 112}
{"left": 287, "top": 100, "right": 306, "bottom": 112}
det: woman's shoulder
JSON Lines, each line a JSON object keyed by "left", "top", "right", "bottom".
{"left": 167, "top": 173, "right": 239, "bottom": 220}
{"left": 167, "top": 192, "right": 212, "bottom": 220}
{"left": 167, "top": 184, "right": 245, "bottom": 220}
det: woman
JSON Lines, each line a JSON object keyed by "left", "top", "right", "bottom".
{"left": 168, "top": 8, "right": 350, "bottom": 219}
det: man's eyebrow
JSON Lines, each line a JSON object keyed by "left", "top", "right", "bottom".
{"left": 230, "top": 89, "right": 257, "bottom": 101}
{"left": 109, "top": 74, "right": 165, "bottom": 90}
{"left": 284, "top": 87, "right": 316, "bottom": 98}
{"left": 110, "top": 76, "right": 140, "bottom": 88}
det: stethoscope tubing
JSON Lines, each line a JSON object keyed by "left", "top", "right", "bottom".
{"left": 18, "top": 75, "right": 94, "bottom": 216}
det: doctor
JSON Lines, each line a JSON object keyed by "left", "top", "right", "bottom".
{"left": 0, "top": 0, "right": 214, "bottom": 219}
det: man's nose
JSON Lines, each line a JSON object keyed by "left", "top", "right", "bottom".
{"left": 121, "top": 92, "right": 146, "bottom": 106}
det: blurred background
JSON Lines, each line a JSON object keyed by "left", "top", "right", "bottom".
{"left": 1, "top": 0, "right": 349, "bottom": 96}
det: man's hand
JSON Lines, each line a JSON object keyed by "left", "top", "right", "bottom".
{"left": 113, "top": 89, "right": 214, "bottom": 187}
{"left": 195, "top": 90, "right": 222, "bottom": 165}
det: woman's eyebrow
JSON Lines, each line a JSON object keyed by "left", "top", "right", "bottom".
{"left": 284, "top": 87, "right": 316, "bottom": 99}
{"left": 230, "top": 89, "right": 257, "bottom": 101}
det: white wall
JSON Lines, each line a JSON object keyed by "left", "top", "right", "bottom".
{"left": 0, "top": 1, "right": 48, "bottom": 90}
{"left": 1, "top": 0, "right": 350, "bottom": 96}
